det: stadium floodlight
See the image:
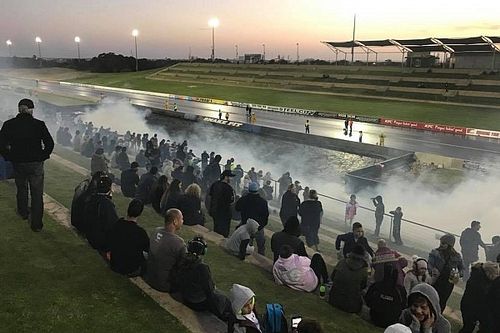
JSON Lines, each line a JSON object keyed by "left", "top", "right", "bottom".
{"left": 208, "top": 17, "right": 219, "bottom": 62}
{"left": 74, "top": 36, "right": 81, "bottom": 60}
{"left": 35, "top": 36, "right": 42, "bottom": 58}
{"left": 131, "top": 29, "right": 139, "bottom": 71}
{"left": 6, "top": 40, "right": 12, "bottom": 57}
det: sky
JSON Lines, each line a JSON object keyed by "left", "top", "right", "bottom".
{"left": 1, "top": 0, "right": 499, "bottom": 60}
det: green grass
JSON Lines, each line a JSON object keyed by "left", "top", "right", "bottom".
{"left": 69, "top": 70, "right": 500, "bottom": 131}
{"left": 32, "top": 153, "right": 385, "bottom": 332}
{"left": 0, "top": 182, "right": 189, "bottom": 333}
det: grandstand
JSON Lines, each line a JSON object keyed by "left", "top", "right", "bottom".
{"left": 150, "top": 61, "right": 500, "bottom": 106}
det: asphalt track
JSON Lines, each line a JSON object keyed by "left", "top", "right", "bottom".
{"left": 6, "top": 77, "right": 500, "bottom": 164}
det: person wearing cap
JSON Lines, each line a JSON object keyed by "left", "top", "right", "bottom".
{"left": 83, "top": 174, "right": 119, "bottom": 252}
{"left": 235, "top": 182, "right": 269, "bottom": 255}
{"left": 106, "top": 199, "right": 149, "bottom": 277}
{"left": 428, "top": 234, "right": 464, "bottom": 313}
{"left": 173, "top": 236, "right": 231, "bottom": 320}
{"left": 120, "top": 162, "right": 140, "bottom": 198}
{"left": 208, "top": 169, "right": 235, "bottom": 238}
{"left": 459, "top": 221, "right": 486, "bottom": 281}
{"left": 0, "top": 98, "right": 54, "bottom": 232}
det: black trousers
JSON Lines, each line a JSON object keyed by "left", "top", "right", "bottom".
{"left": 13, "top": 162, "right": 44, "bottom": 230}
{"left": 374, "top": 215, "right": 384, "bottom": 237}
{"left": 434, "top": 277, "right": 454, "bottom": 313}
{"left": 460, "top": 307, "right": 492, "bottom": 333}
{"left": 310, "top": 253, "right": 329, "bottom": 285}
{"left": 392, "top": 221, "right": 403, "bottom": 244}
{"left": 213, "top": 215, "right": 231, "bottom": 238}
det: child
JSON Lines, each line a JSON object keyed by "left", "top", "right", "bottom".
{"left": 399, "top": 283, "right": 451, "bottom": 333}
{"left": 228, "top": 284, "right": 262, "bottom": 333}
{"left": 345, "top": 194, "right": 358, "bottom": 226}
{"left": 404, "top": 256, "right": 432, "bottom": 295}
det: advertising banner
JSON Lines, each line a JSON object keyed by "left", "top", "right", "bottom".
{"left": 380, "top": 118, "right": 466, "bottom": 135}
{"left": 466, "top": 128, "right": 500, "bottom": 138}
{"left": 202, "top": 117, "right": 244, "bottom": 128}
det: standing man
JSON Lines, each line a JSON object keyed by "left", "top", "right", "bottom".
{"left": 305, "top": 120, "right": 310, "bottom": 134}
{"left": 208, "top": 170, "right": 235, "bottom": 237}
{"left": 460, "top": 220, "right": 486, "bottom": 281}
{"left": 218, "top": 109, "right": 222, "bottom": 120}
{"left": 358, "top": 131, "right": 363, "bottom": 143}
{"left": 0, "top": 99, "right": 54, "bottom": 232}
{"left": 372, "top": 195, "right": 385, "bottom": 237}
{"left": 379, "top": 133, "right": 386, "bottom": 146}
{"left": 235, "top": 182, "right": 269, "bottom": 255}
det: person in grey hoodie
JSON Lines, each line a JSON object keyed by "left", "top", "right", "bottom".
{"left": 224, "top": 219, "right": 260, "bottom": 260}
{"left": 399, "top": 283, "right": 451, "bottom": 333}
{"left": 228, "top": 284, "right": 262, "bottom": 333}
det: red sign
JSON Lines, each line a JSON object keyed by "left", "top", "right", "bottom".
{"left": 380, "top": 118, "right": 466, "bottom": 135}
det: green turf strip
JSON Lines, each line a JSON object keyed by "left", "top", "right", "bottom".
{"left": 0, "top": 181, "right": 190, "bottom": 333}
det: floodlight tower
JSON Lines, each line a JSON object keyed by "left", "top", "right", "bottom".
{"left": 132, "top": 29, "right": 139, "bottom": 71}
{"left": 6, "top": 40, "right": 12, "bottom": 57}
{"left": 74, "top": 36, "right": 81, "bottom": 60}
{"left": 208, "top": 17, "right": 219, "bottom": 62}
{"left": 35, "top": 36, "right": 42, "bottom": 58}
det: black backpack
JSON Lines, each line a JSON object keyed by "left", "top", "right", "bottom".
{"left": 71, "top": 178, "right": 94, "bottom": 235}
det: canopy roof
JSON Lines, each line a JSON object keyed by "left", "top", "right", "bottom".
{"left": 323, "top": 36, "right": 500, "bottom": 53}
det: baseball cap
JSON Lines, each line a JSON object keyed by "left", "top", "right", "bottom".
{"left": 18, "top": 98, "right": 34, "bottom": 109}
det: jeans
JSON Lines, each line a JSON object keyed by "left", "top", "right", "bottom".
{"left": 13, "top": 162, "right": 44, "bottom": 230}
{"left": 254, "top": 228, "right": 266, "bottom": 256}
{"left": 374, "top": 215, "right": 384, "bottom": 237}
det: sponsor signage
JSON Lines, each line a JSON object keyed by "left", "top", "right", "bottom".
{"left": 466, "top": 128, "right": 500, "bottom": 138}
{"left": 380, "top": 118, "right": 466, "bottom": 135}
{"left": 202, "top": 117, "right": 243, "bottom": 128}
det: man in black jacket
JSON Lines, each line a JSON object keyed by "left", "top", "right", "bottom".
{"left": 335, "top": 222, "right": 374, "bottom": 259}
{"left": 235, "top": 182, "right": 269, "bottom": 255}
{"left": 0, "top": 99, "right": 54, "bottom": 232}
{"left": 208, "top": 170, "right": 235, "bottom": 237}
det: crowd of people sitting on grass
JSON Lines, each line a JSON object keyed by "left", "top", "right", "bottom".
{"left": 62, "top": 120, "right": 500, "bottom": 333}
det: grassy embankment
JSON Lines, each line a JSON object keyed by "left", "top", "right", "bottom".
{"left": 0, "top": 153, "right": 395, "bottom": 333}
{"left": 0, "top": 180, "right": 190, "bottom": 333}
{"left": 68, "top": 69, "right": 500, "bottom": 131}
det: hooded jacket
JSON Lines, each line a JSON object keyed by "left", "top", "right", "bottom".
{"left": 229, "top": 284, "right": 262, "bottom": 333}
{"left": 273, "top": 254, "right": 318, "bottom": 292}
{"left": 235, "top": 192, "right": 269, "bottom": 227}
{"left": 225, "top": 219, "right": 260, "bottom": 260}
{"left": 399, "top": 283, "right": 451, "bottom": 333}
{"left": 329, "top": 252, "right": 368, "bottom": 313}
{"left": 279, "top": 190, "right": 300, "bottom": 222}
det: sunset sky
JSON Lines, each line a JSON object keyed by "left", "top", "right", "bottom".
{"left": 1, "top": 0, "right": 499, "bottom": 60}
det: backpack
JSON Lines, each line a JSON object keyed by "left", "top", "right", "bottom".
{"left": 71, "top": 178, "right": 94, "bottom": 234}
{"left": 264, "top": 304, "right": 288, "bottom": 333}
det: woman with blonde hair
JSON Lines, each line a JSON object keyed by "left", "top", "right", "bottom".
{"left": 177, "top": 183, "right": 204, "bottom": 226}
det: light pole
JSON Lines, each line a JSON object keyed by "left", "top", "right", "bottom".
{"left": 35, "top": 36, "right": 42, "bottom": 58}
{"left": 132, "top": 29, "right": 139, "bottom": 71}
{"left": 208, "top": 17, "right": 219, "bottom": 62}
{"left": 262, "top": 43, "right": 266, "bottom": 62}
{"left": 6, "top": 40, "right": 12, "bottom": 57}
{"left": 351, "top": 14, "right": 356, "bottom": 64}
{"left": 296, "top": 42, "right": 300, "bottom": 63}
{"left": 74, "top": 36, "right": 81, "bottom": 60}
{"left": 235, "top": 44, "right": 238, "bottom": 60}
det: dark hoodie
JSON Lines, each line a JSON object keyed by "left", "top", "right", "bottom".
{"left": 399, "top": 283, "right": 451, "bottom": 333}
{"left": 328, "top": 252, "right": 368, "bottom": 313}
{"left": 365, "top": 264, "right": 407, "bottom": 328}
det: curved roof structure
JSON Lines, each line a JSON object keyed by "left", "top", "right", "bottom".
{"left": 322, "top": 36, "right": 500, "bottom": 54}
